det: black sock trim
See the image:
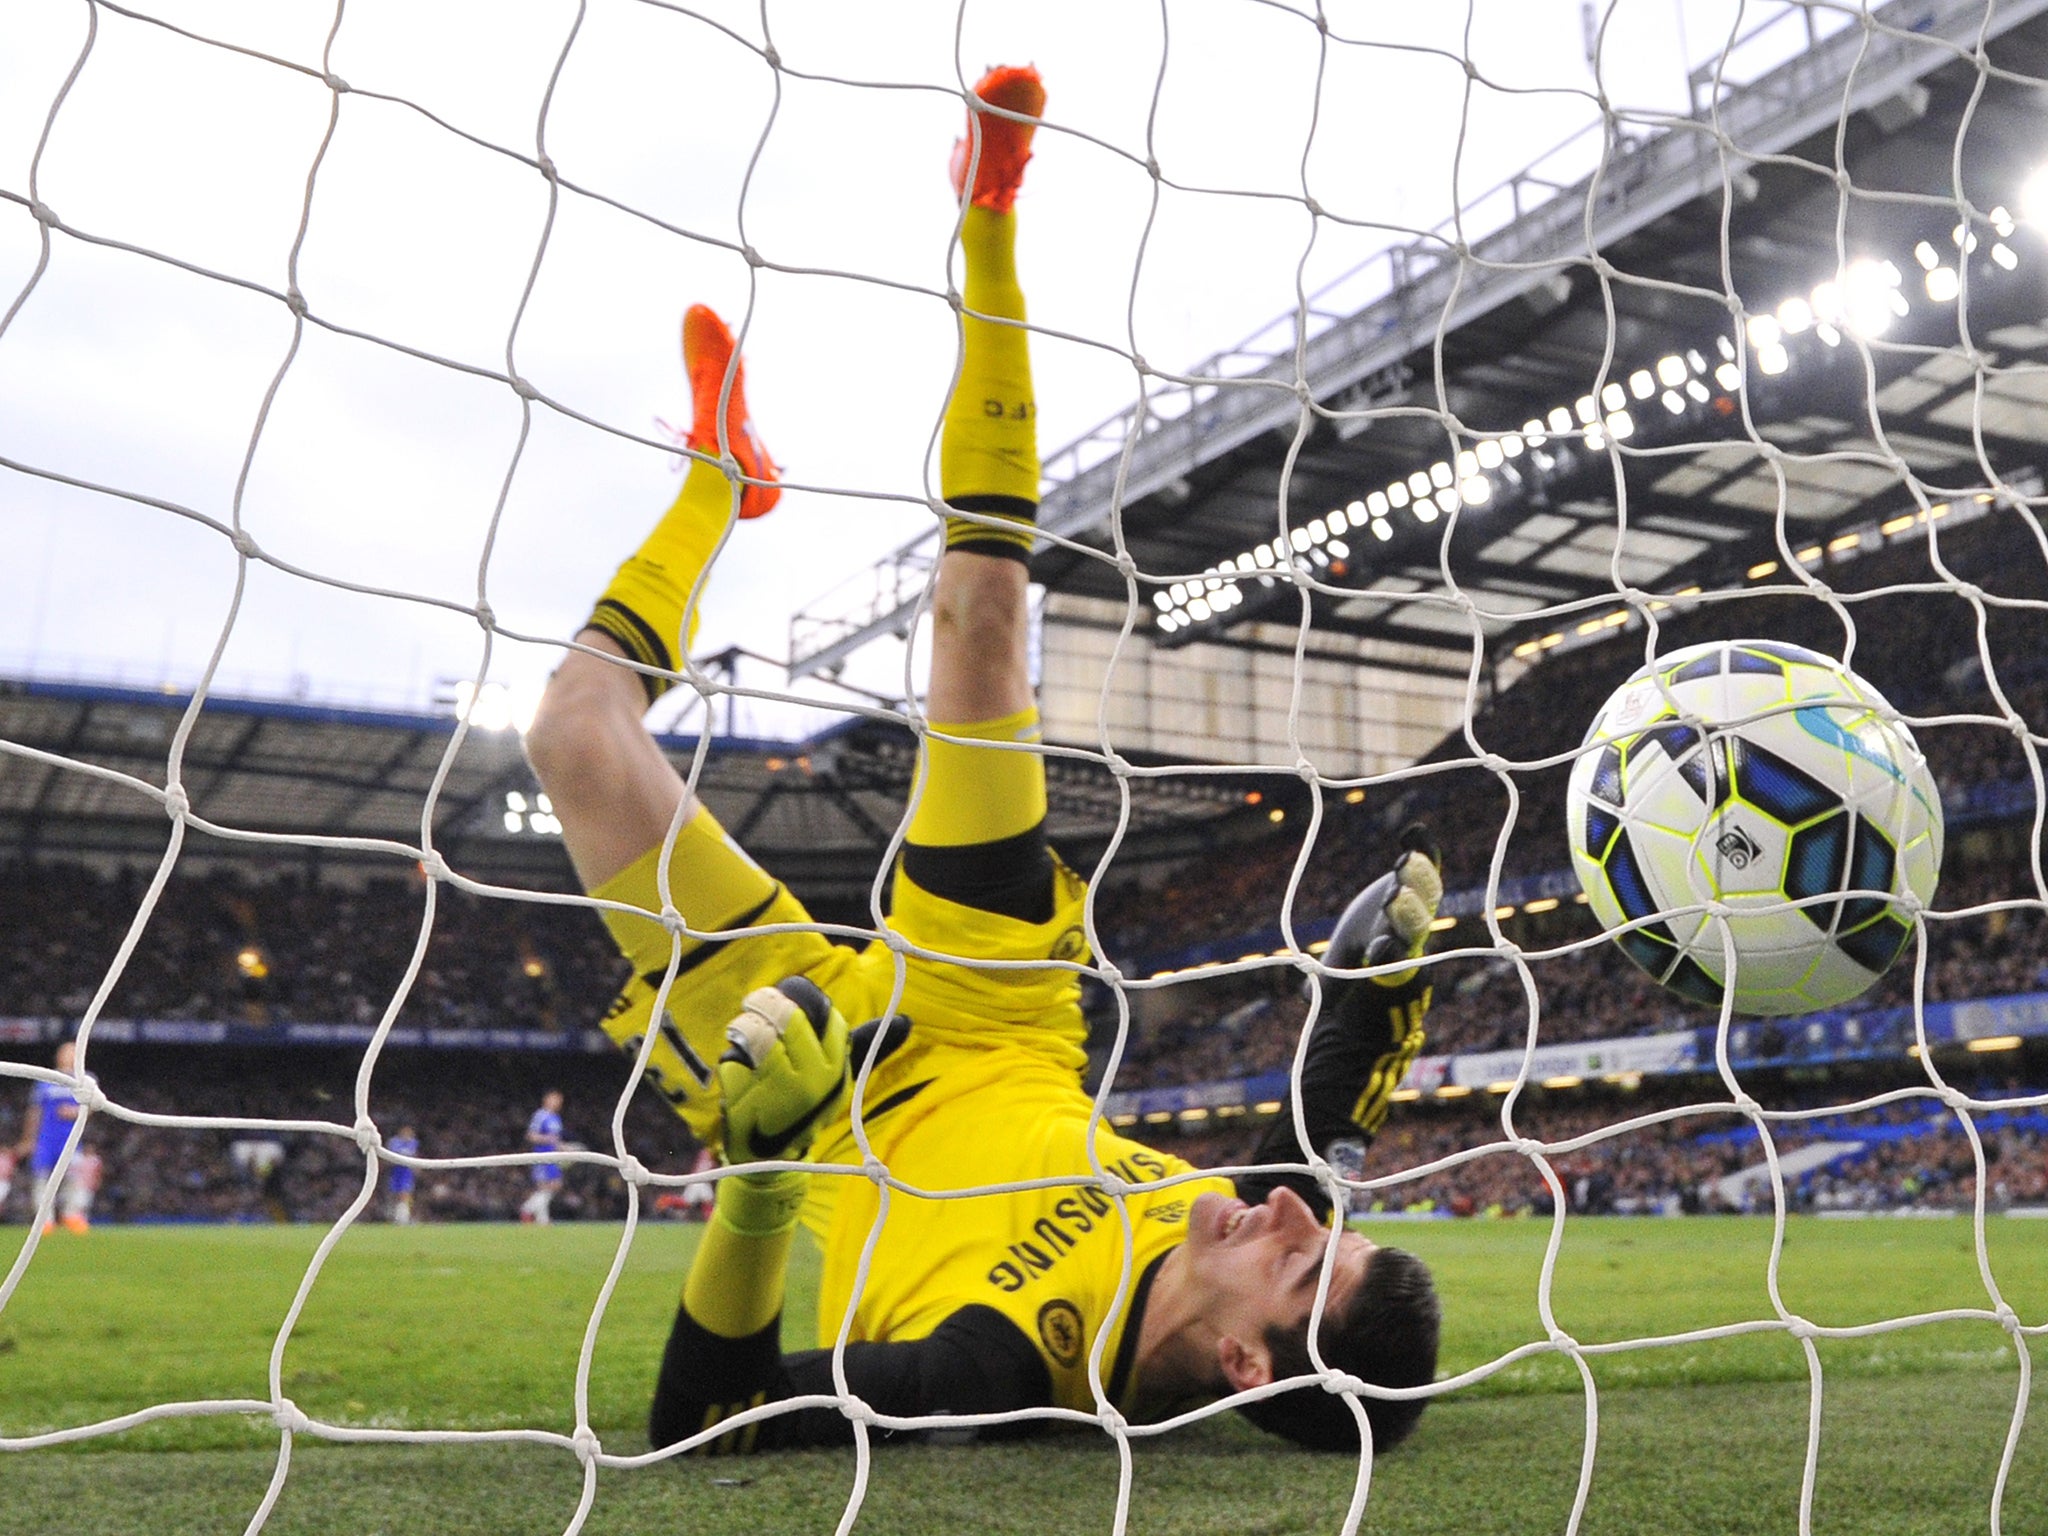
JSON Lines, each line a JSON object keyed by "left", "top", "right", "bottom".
{"left": 901, "top": 825, "right": 1055, "bottom": 924}
{"left": 587, "top": 600, "right": 675, "bottom": 703}
{"left": 945, "top": 493, "right": 1039, "bottom": 522}
{"left": 942, "top": 537, "right": 1032, "bottom": 564}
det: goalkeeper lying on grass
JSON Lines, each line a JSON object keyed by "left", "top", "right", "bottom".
{"left": 523, "top": 65, "right": 1442, "bottom": 1455}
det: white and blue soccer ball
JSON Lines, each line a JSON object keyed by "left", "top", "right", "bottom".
{"left": 1565, "top": 639, "right": 1943, "bottom": 1017}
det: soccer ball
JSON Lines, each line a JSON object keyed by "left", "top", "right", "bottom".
{"left": 1566, "top": 640, "right": 1943, "bottom": 1017}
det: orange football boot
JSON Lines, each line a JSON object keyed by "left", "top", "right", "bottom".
{"left": 682, "top": 303, "right": 780, "bottom": 521}
{"left": 949, "top": 64, "right": 1046, "bottom": 214}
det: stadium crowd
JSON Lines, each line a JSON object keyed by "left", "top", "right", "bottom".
{"left": 3, "top": 515, "right": 2042, "bottom": 1225}
{"left": 1095, "top": 512, "right": 2047, "bottom": 971}
{"left": 1161, "top": 1075, "right": 2048, "bottom": 1217}
{"left": 0, "top": 863, "right": 628, "bottom": 1032}
{"left": 0, "top": 1044, "right": 697, "bottom": 1227}
{"left": 6, "top": 1045, "right": 2037, "bottom": 1224}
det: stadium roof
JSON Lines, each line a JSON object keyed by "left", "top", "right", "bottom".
{"left": 791, "top": 0, "right": 2048, "bottom": 679}
{"left": 0, "top": 679, "right": 1253, "bottom": 899}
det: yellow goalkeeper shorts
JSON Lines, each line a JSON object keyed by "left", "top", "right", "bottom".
{"left": 590, "top": 808, "right": 1093, "bottom": 1151}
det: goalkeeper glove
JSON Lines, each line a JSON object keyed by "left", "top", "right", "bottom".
{"left": 1326, "top": 822, "right": 1444, "bottom": 991}
{"left": 1309, "top": 823, "right": 1444, "bottom": 1135}
{"left": 716, "top": 977, "right": 851, "bottom": 1173}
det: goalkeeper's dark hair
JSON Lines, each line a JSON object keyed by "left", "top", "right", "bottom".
{"left": 1236, "top": 1245, "right": 1440, "bottom": 1452}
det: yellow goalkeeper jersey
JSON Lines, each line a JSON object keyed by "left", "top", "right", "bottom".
{"left": 806, "top": 1040, "right": 1233, "bottom": 1416}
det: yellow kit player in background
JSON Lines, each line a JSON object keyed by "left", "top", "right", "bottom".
{"left": 524, "top": 67, "right": 1443, "bottom": 1455}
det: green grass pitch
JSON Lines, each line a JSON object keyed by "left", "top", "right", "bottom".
{"left": 2, "top": 1216, "right": 2045, "bottom": 1534}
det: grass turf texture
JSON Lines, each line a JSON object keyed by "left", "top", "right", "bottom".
{"left": 2, "top": 1217, "right": 2044, "bottom": 1534}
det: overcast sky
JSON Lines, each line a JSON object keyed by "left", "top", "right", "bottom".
{"left": 0, "top": 0, "right": 1809, "bottom": 741}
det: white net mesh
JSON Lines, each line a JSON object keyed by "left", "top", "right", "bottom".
{"left": 3, "top": 2, "right": 2046, "bottom": 1532}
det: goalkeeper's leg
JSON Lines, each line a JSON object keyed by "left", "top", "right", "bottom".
{"left": 526, "top": 308, "right": 848, "bottom": 1147}
{"left": 528, "top": 304, "right": 775, "bottom": 893}
{"left": 902, "top": 63, "right": 1051, "bottom": 903}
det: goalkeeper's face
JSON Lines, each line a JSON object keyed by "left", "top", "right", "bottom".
{"left": 1182, "top": 1186, "right": 1372, "bottom": 1389}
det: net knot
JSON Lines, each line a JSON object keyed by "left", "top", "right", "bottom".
{"left": 272, "top": 1398, "right": 311, "bottom": 1434}
{"left": 836, "top": 1393, "right": 876, "bottom": 1426}
{"left": 571, "top": 1425, "right": 600, "bottom": 1463}
{"left": 161, "top": 783, "right": 191, "bottom": 821}
{"left": 1785, "top": 1317, "right": 1818, "bottom": 1341}
{"left": 232, "top": 528, "right": 262, "bottom": 559}
{"left": 284, "top": 286, "right": 308, "bottom": 318}
{"left": 1320, "top": 1370, "right": 1366, "bottom": 1396}
{"left": 28, "top": 198, "right": 56, "bottom": 227}
{"left": 418, "top": 850, "right": 451, "bottom": 883}
{"left": 535, "top": 153, "right": 557, "bottom": 181}
{"left": 1129, "top": 352, "right": 1147, "bottom": 375}
{"left": 863, "top": 1155, "right": 888, "bottom": 1185}
{"left": 1095, "top": 1171, "right": 1129, "bottom": 1199}
{"left": 70, "top": 1073, "right": 106, "bottom": 1115}
{"left": 474, "top": 599, "right": 496, "bottom": 631}
{"left": 509, "top": 374, "right": 538, "bottom": 401}
{"left": 353, "top": 1117, "right": 380, "bottom": 1154}
{"left": 1994, "top": 1301, "right": 2021, "bottom": 1332}
{"left": 322, "top": 72, "right": 349, "bottom": 94}
{"left": 658, "top": 904, "right": 685, "bottom": 934}
{"left": 616, "top": 1153, "right": 649, "bottom": 1185}
{"left": 742, "top": 244, "right": 764, "bottom": 269}
{"left": 1302, "top": 195, "right": 1324, "bottom": 218}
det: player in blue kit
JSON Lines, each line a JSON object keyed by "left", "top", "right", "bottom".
{"left": 521, "top": 1091, "right": 565, "bottom": 1225}
{"left": 14, "top": 1040, "right": 86, "bottom": 1234}
{"left": 385, "top": 1123, "right": 419, "bottom": 1225}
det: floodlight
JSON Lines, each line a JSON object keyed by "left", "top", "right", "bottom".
{"left": 2021, "top": 164, "right": 2048, "bottom": 227}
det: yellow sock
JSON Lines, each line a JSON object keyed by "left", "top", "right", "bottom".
{"left": 906, "top": 706, "right": 1047, "bottom": 847}
{"left": 584, "top": 458, "right": 733, "bottom": 702}
{"left": 941, "top": 205, "right": 1039, "bottom": 561}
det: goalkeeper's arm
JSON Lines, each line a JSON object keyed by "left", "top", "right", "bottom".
{"left": 1234, "top": 825, "right": 1443, "bottom": 1218}
{"left": 648, "top": 978, "right": 1050, "bottom": 1454}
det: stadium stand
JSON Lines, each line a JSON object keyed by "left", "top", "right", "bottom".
{"left": 3, "top": 514, "right": 2041, "bottom": 1227}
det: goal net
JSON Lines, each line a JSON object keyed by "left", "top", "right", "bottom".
{"left": 2, "top": 1, "right": 2044, "bottom": 1532}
